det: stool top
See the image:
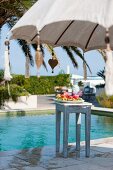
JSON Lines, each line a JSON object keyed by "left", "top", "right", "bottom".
{"left": 55, "top": 101, "right": 92, "bottom": 106}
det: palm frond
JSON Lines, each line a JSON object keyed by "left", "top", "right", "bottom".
{"left": 98, "top": 49, "right": 106, "bottom": 62}
{"left": 70, "top": 46, "right": 92, "bottom": 73}
{"left": 97, "top": 68, "right": 105, "bottom": 80}
{"left": 17, "top": 39, "right": 34, "bottom": 66}
{"left": 62, "top": 46, "right": 78, "bottom": 68}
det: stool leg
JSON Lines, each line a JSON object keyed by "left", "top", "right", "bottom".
{"left": 63, "top": 111, "right": 69, "bottom": 158}
{"left": 56, "top": 110, "right": 61, "bottom": 153}
{"left": 76, "top": 113, "right": 81, "bottom": 157}
{"left": 85, "top": 107, "right": 91, "bottom": 157}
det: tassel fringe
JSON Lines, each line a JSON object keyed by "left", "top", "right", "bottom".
{"left": 35, "top": 32, "right": 43, "bottom": 77}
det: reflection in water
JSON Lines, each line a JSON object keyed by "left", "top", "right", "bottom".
{"left": 0, "top": 114, "right": 113, "bottom": 151}
{"left": 97, "top": 116, "right": 113, "bottom": 129}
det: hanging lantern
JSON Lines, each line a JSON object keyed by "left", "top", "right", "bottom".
{"left": 35, "top": 32, "right": 43, "bottom": 77}
{"left": 48, "top": 56, "right": 58, "bottom": 73}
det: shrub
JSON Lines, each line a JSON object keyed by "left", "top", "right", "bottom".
{"left": 96, "top": 84, "right": 105, "bottom": 88}
{"left": 0, "top": 69, "right": 4, "bottom": 82}
{"left": 78, "top": 81, "right": 84, "bottom": 87}
{"left": 96, "top": 92, "right": 113, "bottom": 108}
{"left": 0, "top": 74, "right": 70, "bottom": 108}
{"left": 11, "top": 75, "right": 25, "bottom": 86}
{"left": 9, "top": 84, "right": 29, "bottom": 102}
{"left": 11, "top": 74, "right": 70, "bottom": 95}
{"left": 0, "top": 84, "right": 29, "bottom": 108}
{"left": 0, "top": 86, "right": 10, "bottom": 107}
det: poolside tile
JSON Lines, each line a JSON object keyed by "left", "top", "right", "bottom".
{"left": 0, "top": 156, "right": 30, "bottom": 169}
{"left": 83, "top": 157, "right": 113, "bottom": 167}
{"left": 23, "top": 166, "right": 46, "bottom": 170}
{"left": 16, "top": 154, "right": 40, "bottom": 165}
{"left": 0, "top": 168, "right": 18, "bottom": 170}
{"left": 51, "top": 163, "right": 113, "bottom": 170}
{"left": 40, "top": 157, "right": 85, "bottom": 169}
{"left": 77, "top": 149, "right": 104, "bottom": 160}
{"left": 91, "top": 143, "right": 113, "bottom": 153}
{"left": 0, "top": 150, "right": 21, "bottom": 157}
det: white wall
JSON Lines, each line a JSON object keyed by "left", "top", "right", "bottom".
{"left": 4, "top": 95, "right": 38, "bottom": 110}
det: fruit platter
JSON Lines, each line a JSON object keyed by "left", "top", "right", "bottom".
{"left": 55, "top": 92, "right": 84, "bottom": 103}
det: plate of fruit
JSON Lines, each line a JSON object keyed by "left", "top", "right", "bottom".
{"left": 55, "top": 92, "right": 84, "bottom": 103}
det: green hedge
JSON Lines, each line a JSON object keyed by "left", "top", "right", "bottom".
{"left": 11, "top": 74, "right": 71, "bottom": 95}
{"left": 0, "top": 86, "right": 9, "bottom": 107}
{"left": 0, "top": 74, "right": 70, "bottom": 108}
{"left": 0, "top": 84, "right": 29, "bottom": 108}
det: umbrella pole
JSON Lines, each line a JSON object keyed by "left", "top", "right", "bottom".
{"left": 105, "top": 28, "right": 113, "bottom": 96}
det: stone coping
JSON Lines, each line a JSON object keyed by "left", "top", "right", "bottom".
{"left": 0, "top": 106, "right": 113, "bottom": 117}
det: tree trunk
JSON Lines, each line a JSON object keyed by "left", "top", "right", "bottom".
{"left": 25, "top": 56, "right": 30, "bottom": 78}
{"left": 83, "top": 61, "right": 87, "bottom": 80}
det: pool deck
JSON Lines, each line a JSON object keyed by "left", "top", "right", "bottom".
{"left": 0, "top": 95, "right": 113, "bottom": 116}
{"left": 1, "top": 137, "right": 113, "bottom": 170}
{"left": 1, "top": 95, "right": 113, "bottom": 169}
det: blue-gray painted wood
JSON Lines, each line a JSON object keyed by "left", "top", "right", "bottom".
{"left": 55, "top": 102, "right": 92, "bottom": 158}
{"left": 63, "top": 106, "right": 69, "bottom": 158}
{"left": 85, "top": 107, "right": 91, "bottom": 157}
{"left": 76, "top": 113, "right": 81, "bottom": 157}
{"left": 56, "top": 109, "right": 61, "bottom": 153}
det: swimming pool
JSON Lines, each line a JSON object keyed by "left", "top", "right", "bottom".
{"left": 0, "top": 113, "right": 113, "bottom": 151}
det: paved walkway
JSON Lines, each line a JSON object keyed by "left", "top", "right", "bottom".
{"left": 1, "top": 137, "right": 113, "bottom": 170}
{"left": 1, "top": 95, "right": 113, "bottom": 116}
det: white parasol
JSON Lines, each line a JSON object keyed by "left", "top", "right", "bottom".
{"left": 9, "top": 0, "right": 113, "bottom": 95}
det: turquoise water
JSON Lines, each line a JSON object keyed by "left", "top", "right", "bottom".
{"left": 0, "top": 113, "right": 113, "bottom": 151}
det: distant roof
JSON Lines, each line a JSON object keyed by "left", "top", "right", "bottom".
{"left": 71, "top": 74, "right": 83, "bottom": 79}
{"left": 71, "top": 75, "right": 104, "bottom": 80}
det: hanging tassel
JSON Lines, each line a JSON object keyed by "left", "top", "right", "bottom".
{"left": 4, "top": 39, "right": 12, "bottom": 81}
{"left": 105, "top": 28, "right": 113, "bottom": 96}
{"left": 35, "top": 32, "right": 43, "bottom": 78}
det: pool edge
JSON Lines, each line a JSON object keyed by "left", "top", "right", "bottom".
{"left": 0, "top": 106, "right": 113, "bottom": 117}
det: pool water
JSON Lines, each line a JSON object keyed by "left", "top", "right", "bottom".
{"left": 0, "top": 113, "right": 113, "bottom": 151}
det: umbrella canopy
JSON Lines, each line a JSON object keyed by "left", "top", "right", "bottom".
{"left": 10, "top": 0, "right": 113, "bottom": 51}
{"left": 9, "top": 0, "right": 113, "bottom": 95}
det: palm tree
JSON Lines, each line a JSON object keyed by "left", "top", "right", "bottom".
{"left": 97, "top": 68, "right": 105, "bottom": 80}
{"left": 83, "top": 61, "right": 87, "bottom": 80}
{"left": 98, "top": 49, "right": 106, "bottom": 62}
{"left": 0, "top": 0, "right": 91, "bottom": 77}
{"left": 62, "top": 46, "right": 91, "bottom": 76}
{"left": 96, "top": 49, "right": 106, "bottom": 80}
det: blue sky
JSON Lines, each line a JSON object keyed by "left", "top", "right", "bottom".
{"left": 0, "top": 25, "right": 105, "bottom": 77}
